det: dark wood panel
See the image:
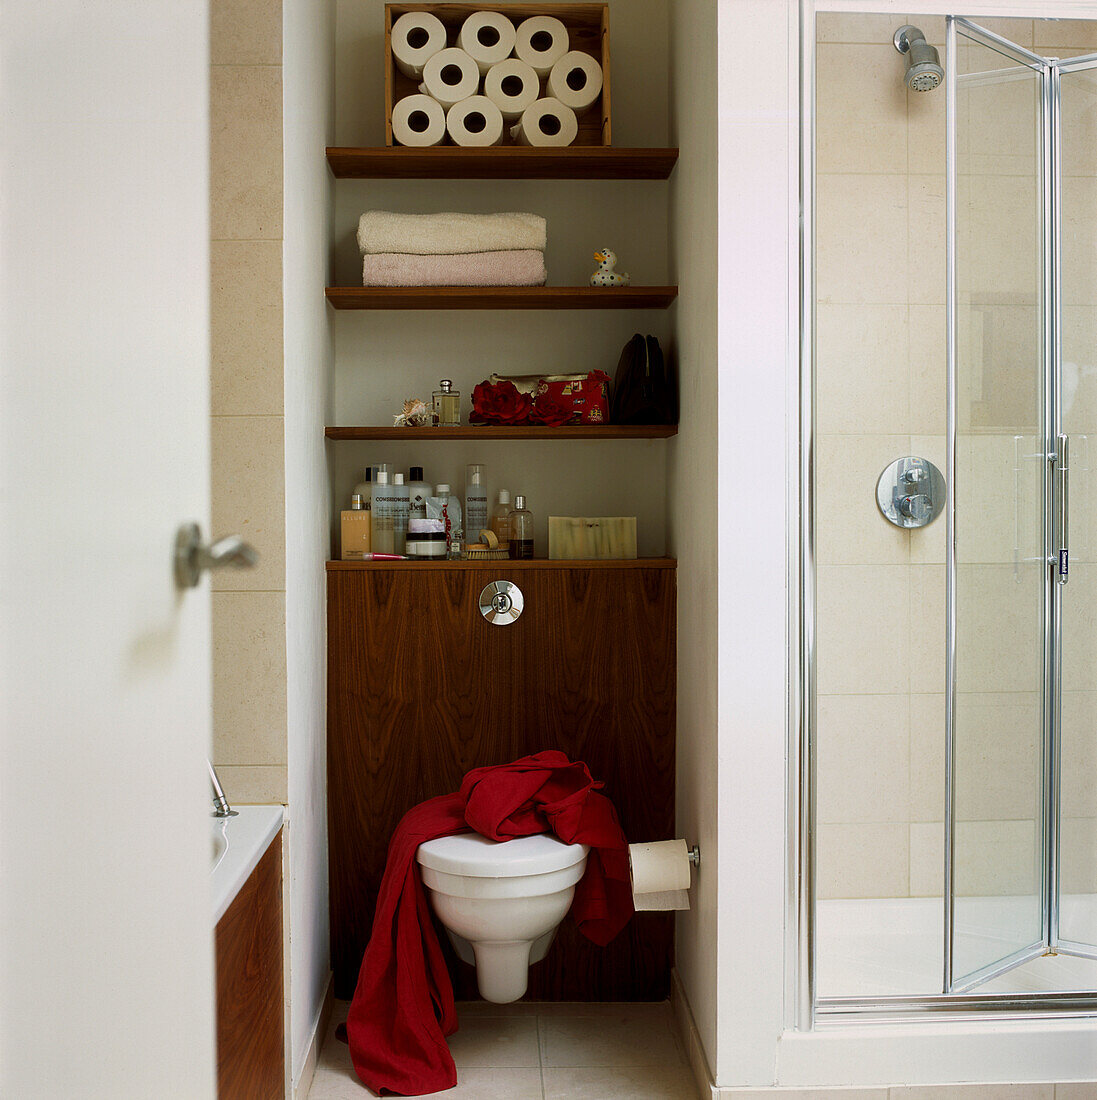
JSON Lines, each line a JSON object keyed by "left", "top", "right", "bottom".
{"left": 325, "top": 424, "right": 678, "bottom": 440}
{"left": 328, "top": 565, "right": 676, "bottom": 1001}
{"left": 325, "top": 147, "right": 679, "bottom": 180}
{"left": 324, "top": 286, "right": 678, "bottom": 310}
{"left": 215, "top": 831, "right": 284, "bottom": 1100}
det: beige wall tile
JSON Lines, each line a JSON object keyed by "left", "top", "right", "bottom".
{"left": 1063, "top": 565, "right": 1097, "bottom": 692}
{"left": 816, "top": 44, "right": 908, "bottom": 175}
{"left": 908, "top": 306, "right": 946, "bottom": 437}
{"left": 909, "top": 564, "right": 944, "bottom": 695}
{"left": 953, "top": 693, "right": 1040, "bottom": 823}
{"left": 1035, "top": 18, "right": 1097, "bottom": 52}
{"left": 909, "top": 820, "right": 943, "bottom": 897}
{"left": 909, "top": 693, "right": 945, "bottom": 823}
{"left": 210, "top": 415, "right": 285, "bottom": 590}
{"left": 211, "top": 241, "right": 284, "bottom": 416}
{"left": 816, "top": 304, "right": 909, "bottom": 436}
{"left": 1061, "top": 816, "right": 1097, "bottom": 896}
{"left": 1063, "top": 309, "right": 1097, "bottom": 435}
{"left": 816, "top": 13, "right": 899, "bottom": 46}
{"left": 1062, "top": 68, "right": 1097, "bottom": 180}
{"left": 214, "top": 764, "right": 287, "bottom": 804}
{"left": 955, "top": 564, "right": 1041, "bottom": 695}
{"left": 816, "top": 822, "right": 909, "bottom": 899}
{"left": 907, "top": 83, "right": 945, "bottom": 177}
{"left": 817, "top": 435, "right": 911, "bottom": 566}
{"left": 957, "top": 435, "right": 1038, "bottom": 567}
{"left": 212, "top": 591, "right": 288, "bottom": 765}
{"left": 962, "top": 176, "right": 1040, "bottom": 303}
{"left": 817, "top": 565, "right": 910, "bottom": 695}
{"left": 954, "top": 818, "right": 1037, "bottom": 896}
{"left": 210, "top": 65, "right": 283, "bottom": 240}
{"left": 1061, "top": 693, "right": 1097, "bottom": 818}
{"left": 891, "top": 1087, "right": 1052, "bottom": 1100}
{"left": 211, "top": 0, "right": 282, "bottom": 65}
{"left": 817, "top": 695, "right": 910, "bottom": 825}
{"left": 817, "top": 174, "right": 908, "bottom": 305}
{"left": 908, "top": 175, "right": 945, "bottom": 306}
{"left": 1063, "top": 178, "right": 1097, "bottom": 309}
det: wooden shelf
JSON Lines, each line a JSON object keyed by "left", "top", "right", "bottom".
{"left": 325, "top": 286, "right": 677, "bottom": 310}
{"left": 325, "top": 424, "right": 676, "bottom": 441}
{"left": 326, "top": 557, "right": 677, "bottom": 571}
{"left": 326, "top": 146, "right": 679, "bottom": 180}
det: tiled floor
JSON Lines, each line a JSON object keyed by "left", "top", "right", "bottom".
{"left": 306, "top": 999, "right": 700, "bottom": 1100}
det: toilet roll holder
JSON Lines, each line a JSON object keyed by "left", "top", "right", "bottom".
{"left": 687, "top": 845, "right": 700, "bottom": 867}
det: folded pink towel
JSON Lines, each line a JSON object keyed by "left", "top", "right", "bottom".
{"left": 362, "top": 250, "right": 546, "bottom": 287}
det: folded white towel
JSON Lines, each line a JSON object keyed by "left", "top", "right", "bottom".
{"left": 357, "top": 211, "right": 547, "bottom": 256}
{"left": 362, "top": 250, "right": 547, "bottom": 287}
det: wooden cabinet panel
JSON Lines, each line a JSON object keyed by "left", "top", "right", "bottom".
{"left": 215, "top": 831, "right": 283, "bottom": 1100}
{"left": 327, "top": 563, "right": 676, "bottom": 1001}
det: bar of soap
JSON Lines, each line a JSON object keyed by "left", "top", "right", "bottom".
{"left": 480, "top": 529, "right": 499, "bottom": 549}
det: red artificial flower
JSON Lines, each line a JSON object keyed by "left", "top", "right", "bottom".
{"left": 469, "top": 380, "right": 533, "bottom": 425}
{"left": 529, "top": 388, "right": 574, "bottom": 426}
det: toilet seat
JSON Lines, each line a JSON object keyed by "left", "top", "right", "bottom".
{"left": 416, "top": 832, "right": 588, "bottom": 878}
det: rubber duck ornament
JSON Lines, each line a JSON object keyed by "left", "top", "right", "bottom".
{"left": 590, "top": 247, "right": 631, "bottom": 288}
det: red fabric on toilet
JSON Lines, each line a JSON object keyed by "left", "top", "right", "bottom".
{"left": 345, "top": 750, "right": 633, "bottom": 1096}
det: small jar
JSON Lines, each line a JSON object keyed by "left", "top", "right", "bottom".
{"left": 406, "top": 517, "right": 447, "bottom": 560}
{"left": 432, "top": 379, "right": 461, "bottom": 426}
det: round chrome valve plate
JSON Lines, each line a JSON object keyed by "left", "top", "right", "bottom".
{"left": 478, "top": 580, "right": 523, "bottom": 625}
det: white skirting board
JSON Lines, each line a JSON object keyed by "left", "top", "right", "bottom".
{"left": 293, "top": 974, "right": 335, "bottom": 1100}
{"left": 670, "top": 969, "right": 718, "bottom": 1100}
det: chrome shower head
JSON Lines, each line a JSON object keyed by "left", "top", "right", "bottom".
{"left": 894, "top": 24, "right": 943, "bottom": 92}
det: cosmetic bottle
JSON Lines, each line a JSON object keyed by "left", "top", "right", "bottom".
{"left": 465, "top": 464, "right": 488, "bottom": 547}
{"left": 406, "top": 466, "right": 432, "bottom": 520}
{"left": 340, "top": 494, "right": 371, "bottom": 560}
{"left": 352, "top": 465, "right": 374, "bottom": 502}
{"left": 372, "top": 469, "right": 396, "bottom": 554}
{"left": 432, "top": 379, "right": 460, "bottom": 426}
{"left": 508, "top": 495, "right": 534, "bottom": 560}
{"left": 432, "top": 483, "right": 463, "bottom": 559}
{"left": 491, "top": 489, "right": 512, "bottom": 550}
{"left": 392, "top": 473, "right": 410, "bottom": 555}
{"left": 406, "top": 518, "right": 447, "bottom": 560}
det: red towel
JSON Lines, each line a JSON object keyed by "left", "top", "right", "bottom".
{"left": 345, "top": 750, "right": 633, "bottom": 1096}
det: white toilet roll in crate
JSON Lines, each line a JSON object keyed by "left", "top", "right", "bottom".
{"left": 384, "top": 3, "right": 612, "bottom": 147}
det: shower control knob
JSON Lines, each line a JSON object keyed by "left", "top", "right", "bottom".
{"left": 479, "top": 580, "right": 523, "bottom": 625}
{"left": 877, "top": 457, "right": 945, "bottom": 529}
{"left": 899, "top": 494, "right": 930, "bottom": 523}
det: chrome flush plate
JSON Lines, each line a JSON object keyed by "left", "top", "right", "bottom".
{"left": 478, "top": 580, "right": 523, "bottom": 625}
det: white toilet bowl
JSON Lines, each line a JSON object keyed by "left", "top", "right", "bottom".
{"left": 416, "top": 832, "right": 589, "bottom": 1003}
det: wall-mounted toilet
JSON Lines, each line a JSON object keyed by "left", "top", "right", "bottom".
{"left": 416, "top": 832, "right": 590, "bottom": 1003}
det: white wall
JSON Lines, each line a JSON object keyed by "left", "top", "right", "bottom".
{"left": 0, "top": 1, "right": 216, "bottom": 1096}
{"left": 283, "top": 0, "right": 335, "bottom": 1088}
{"left": 667, "top": 0, "right": 721, "bottom": 1077}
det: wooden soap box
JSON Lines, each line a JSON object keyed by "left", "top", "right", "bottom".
{"left": 385, "top": 3, "right": 611, "bottom": 146}
{"left": 548, "top": 516, "right": 637, "bottom": 560}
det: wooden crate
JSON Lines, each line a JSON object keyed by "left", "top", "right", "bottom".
{"left": 385, "top": 3, "right": 611, "bottom": 147}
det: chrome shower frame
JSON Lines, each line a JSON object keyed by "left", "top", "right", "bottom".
{"left": 796, "top": 5, "right": 1097, "bottom": 1028}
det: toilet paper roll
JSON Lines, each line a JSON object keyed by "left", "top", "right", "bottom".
{"left": 447, "top": 96, "right": 504, "bottom": 147}
{"left": 391, "top": 94, "right": 447, "bottom": 147}
{"left": 514, "top": 15, "right": 570, "bottom": 78}
{"left": 418, "top": 47, "right": 481, "bottom": 111}
{"left": 390, "top": 11, "right": 447, "bottom": 80}
{"left": 510, "top": 98, "right": 579, "bottom": 148}
{"left": 483, "top": 58, "right": 540, "bottom": 123}
{"left": 547, "top": 51, "right": 604, "bottom": 115}
{"left": 628, "top": 840, "right": 692, "bottom": 912}
{"left": 458, "top": 10, "right": 517, "bottom": 75}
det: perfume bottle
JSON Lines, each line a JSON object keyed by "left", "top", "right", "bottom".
{"left": 508, "top": 495, "right": 534, "bottom": 560}
{"left": 340, "top": 494, "right": 371, "bottom": 560}
{"left": 491, "top": 489, "right": 511, "bottom": 551}
{"left": 432, "top": 379, "right": 460, "bottom": 426}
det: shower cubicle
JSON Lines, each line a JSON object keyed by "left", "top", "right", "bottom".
{"left": 804, "top": 12, "right": 1097, "bottom": 1018}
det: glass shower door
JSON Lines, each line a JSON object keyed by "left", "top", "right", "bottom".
{"left": 1056, "top": 57, "right": 1097, "bottom": 957}
{"left": 949, "top": 20, "right": 1047, "bottom": 990}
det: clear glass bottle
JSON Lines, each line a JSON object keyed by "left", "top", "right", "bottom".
{"left": 491, "top": 489, "right": 511, "bottom": 551}
{"left": 392, "top": 473, "right": 410, "bottom": 555}
{"left": 371, "top": 469, "right": 396, "bottom": 554}
{"left": 432, "top": 379, "right": 460, "bottom": 426}
{"left": 340, "top": 494, "right": 371, "bottom": 560}
{"left": 465, "top": 463, "right": 488, "bottom": 548}
{"left": 434, "top": 483, "right": 463, "bottom": 559}
{"left": 508, "top": 494, "right": 534, "bottom": 560}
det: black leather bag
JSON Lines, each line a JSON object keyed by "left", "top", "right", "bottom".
{"left": 610, "top": 334, "right": 678, "bottom": 425}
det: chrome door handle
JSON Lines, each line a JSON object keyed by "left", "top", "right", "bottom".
{"left": 174, "top": 522, "right": 259, "bottom": 589}
{"left": 1057, "top": 434, "right": 1069, "bottom": 585}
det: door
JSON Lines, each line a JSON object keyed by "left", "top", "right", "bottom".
{"left": 1055, "top": 54, "right": 1097, "bottom": 957}
{"left": 0, "top": 2, "right": 215, "bottom": 1096}
{"left": 949, "top": 18, "right": 1048, "bottom": 991}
